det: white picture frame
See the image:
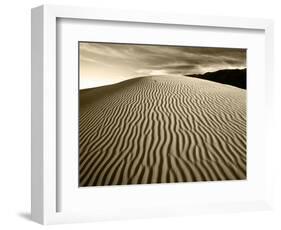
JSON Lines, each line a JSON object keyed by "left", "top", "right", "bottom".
{"left": 31, "top": 4, "right": 274, "bottom": 225}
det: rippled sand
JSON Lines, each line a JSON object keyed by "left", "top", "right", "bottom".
{"left": 79, "top": 75, "right": 246, "bottom": 186}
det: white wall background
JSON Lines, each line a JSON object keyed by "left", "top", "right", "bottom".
{"left": 0, "top": 0, "right": 280, "bottom": 229}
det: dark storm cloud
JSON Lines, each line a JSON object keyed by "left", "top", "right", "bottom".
{"left": 80, "top": 42, "right": 246, "bottom": 78}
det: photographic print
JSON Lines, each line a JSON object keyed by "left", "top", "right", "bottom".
{"left": 79, "top": 42, "right": 246, "bottom": 187}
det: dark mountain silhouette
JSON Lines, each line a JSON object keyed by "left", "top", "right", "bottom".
{"left": 186, "top": 68, "right": 246, "bottom": 89}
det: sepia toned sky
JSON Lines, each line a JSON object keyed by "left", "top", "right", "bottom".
{"left": 79, "top": 42, "right": 246, "bottom": 89}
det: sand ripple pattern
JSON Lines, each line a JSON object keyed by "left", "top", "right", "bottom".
{"left": 79, "top": 76, "right": 246, "bottom": 186}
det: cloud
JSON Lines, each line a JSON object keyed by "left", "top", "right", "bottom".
{"left": 79, "top": 42, "right": 246, "bottom": 88}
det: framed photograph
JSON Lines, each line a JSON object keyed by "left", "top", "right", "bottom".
{"left": 31, "top": 5, "right": 274, "bottom": 225}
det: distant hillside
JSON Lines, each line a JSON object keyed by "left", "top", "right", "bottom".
{"left": 186, "top": 68, "right": 246, "bottom": 89}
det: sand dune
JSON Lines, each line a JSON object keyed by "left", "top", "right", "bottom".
{"left": 79, "top": 75, "right": 246, "bottom": 187}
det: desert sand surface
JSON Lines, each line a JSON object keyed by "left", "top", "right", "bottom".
{"left": 79, "top": 75, "right": 246, "bottom": 187}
